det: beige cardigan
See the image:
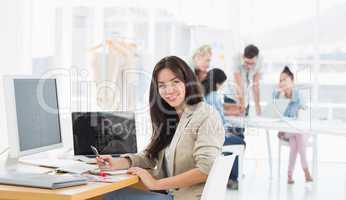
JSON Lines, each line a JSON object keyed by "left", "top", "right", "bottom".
{"left": 124, "top": 102, "right": 225, "bottom": 200}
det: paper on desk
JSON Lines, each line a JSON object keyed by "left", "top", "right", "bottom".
{"left": 82, "top": 174, "right": 130, "bottom": 183}
{"left": 74, "top": 156, "right": 97, "bottom": 164}
{"left": 57, "top": 163, "right": 97, "bottom": 174}
{"left": 90, "top": 169, "right": 128, "bottom": 176}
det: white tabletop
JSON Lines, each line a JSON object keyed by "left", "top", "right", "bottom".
{"left": 227, "top": 116, "right": 346, "bottom": 136}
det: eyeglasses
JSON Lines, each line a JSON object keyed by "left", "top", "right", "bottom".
{"left": 158, "top": 80, "right": 183, "bottom": 94}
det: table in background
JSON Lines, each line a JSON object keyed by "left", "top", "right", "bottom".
{"left": 227, "top": 116, "right": 346, "bottom": 178}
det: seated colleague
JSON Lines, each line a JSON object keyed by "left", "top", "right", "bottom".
{"left": 273, "top": 66, "right": 313, "bottom": 184}
{"left": 190, "top": 44, "right": 212, "bottom": 82}
{"left": 201, "top": 68, "right": 245, "bottom": 190}
{"left": 97, "top": 56, "right": 225, "bottom": 200}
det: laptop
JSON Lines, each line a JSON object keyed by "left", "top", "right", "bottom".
{"left": 261, "top": 99, "right": 290, "bottom": 119}
{"left": 72, "top": 112, "right": 138, "bottom": 158}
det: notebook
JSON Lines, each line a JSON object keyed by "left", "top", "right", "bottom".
{"left": 21, "top": 158, "right": 98, "bottom": 174}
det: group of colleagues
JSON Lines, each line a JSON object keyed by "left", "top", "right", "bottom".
{"left": 96, "top": 44, "right": 313, "bottom": 200}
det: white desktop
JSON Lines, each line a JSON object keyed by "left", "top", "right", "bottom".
{"left": 0, "top": 76, "right": 93, "bottom": 188}
{"left": 3, "top": 76, "right": 64, "bottom": 169}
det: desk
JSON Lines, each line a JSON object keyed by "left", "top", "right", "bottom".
{"left": 227, "top": 116, "right": 346, "bottom": 178}
{"left": 0, "top": 167, "right": 139, "bottom": 200}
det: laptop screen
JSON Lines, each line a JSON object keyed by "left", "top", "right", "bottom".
{"left": 72, "top": 112, "right": 137, "bottom": 156}
{"left": 262, "top": 99, "right": 290, "bottom": 119}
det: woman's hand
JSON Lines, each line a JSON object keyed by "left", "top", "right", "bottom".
{"left": 127, "top": 167, "right": 160, "bottom": 190}
{"left": 97, "top": 156, "right": 132, "bottom": 170}
{"left": 96, "top": 155, "right": 114, "bottom": 170}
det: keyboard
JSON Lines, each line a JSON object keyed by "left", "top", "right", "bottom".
{"left": 21, "top": 158, "right": 79, "bottom": 168}
{"left": 20, "top": 158, "right": 97, "bottom": 174}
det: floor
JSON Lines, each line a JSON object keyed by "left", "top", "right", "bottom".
{"left": 226, "top": 159, "right": 346, "bottom": 200}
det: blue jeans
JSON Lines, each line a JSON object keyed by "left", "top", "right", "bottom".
{"left": 103, "top": 187, "right": 173, "bottom": 200}
{"left": 224, "top": 134, "right": 246, "bottom": 181}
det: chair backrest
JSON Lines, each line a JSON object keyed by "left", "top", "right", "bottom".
{"left": 201, "top": 154, "right": 236, "bottom": 200}
{"left": 297, "top": 106, "right": 311, "bottom": 121}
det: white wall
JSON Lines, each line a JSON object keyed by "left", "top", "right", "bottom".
{"left": 31, "top": 0, "right": 56, "bottom": 57}
{"left": 0, "top": 0, "right": 33, "bottom": 153}
{"left": 0, "top": 0, "right": 69, "bottom": 155}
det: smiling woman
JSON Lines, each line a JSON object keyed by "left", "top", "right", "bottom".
{"left": 147, "top": 56, "right": 204, "bottom": 160}
{"left": 97, "top": 56, "right": 225, "bottom": 200}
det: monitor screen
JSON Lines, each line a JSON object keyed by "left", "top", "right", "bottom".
{"left": 13, "top": 79, "right": 62, "bottom": 152}
{"left": 72, "top": 112, "right": 137, "bottom": 156}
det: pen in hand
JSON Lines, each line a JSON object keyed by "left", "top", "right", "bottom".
{"left": 91, "top": 145, "right": 111, "bottom": 168}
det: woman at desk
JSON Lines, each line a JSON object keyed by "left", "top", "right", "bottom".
{"left": 273, "top": 66, "right": 313, "bottom": 184}
{"left": 97, "top": 56, "right": 225, "bottom": 200}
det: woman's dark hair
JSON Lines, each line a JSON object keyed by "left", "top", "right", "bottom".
{"left": 201, "top": 68, "right": 227, "bottom": 96}
{"left": 282, "top": 66, "right": 294, "bottom": 81}
{"left": 244, "top": 44, "right": 259, "bottom": 59}
{"left": 146, "top": 56, "right": 203, "bottom": 160}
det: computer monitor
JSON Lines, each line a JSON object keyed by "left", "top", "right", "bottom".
{"left": 3, "top": 76, "right": 63, "bottom": 165}
{"left": 72, "top": 112, "right": 137, "bottom": 157}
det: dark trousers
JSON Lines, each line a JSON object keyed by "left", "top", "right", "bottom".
{"left": 224, "top": 129, "right": 246, "bottom": 181}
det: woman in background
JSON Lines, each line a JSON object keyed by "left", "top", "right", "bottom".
{"left": 190, "top": 44, "right": 212, "bottom": 82}
{"left": 274, "top": 66, "right": 313, "bottom": 184}
{"left": 202, "top": 68, "right": 246, "bottom": 190}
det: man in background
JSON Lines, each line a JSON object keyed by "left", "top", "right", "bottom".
{"left": 233, "top": 44, "right": 263, "bottom": 116}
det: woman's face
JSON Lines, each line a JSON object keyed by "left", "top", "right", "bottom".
{"left": 157, "top": 68, "right": 186, "bottom": 109}
{"left": 279, "top": 73, "right": 293, "bottom": 92}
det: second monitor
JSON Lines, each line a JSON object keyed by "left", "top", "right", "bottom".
{"left": 72, "top": 112, "right": 138, "bottom": 157}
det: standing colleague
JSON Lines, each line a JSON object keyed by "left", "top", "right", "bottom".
{"left": 234, "top": 44, "right": 263, "bottom": 116}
